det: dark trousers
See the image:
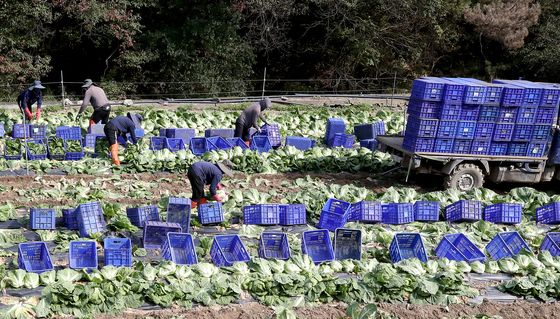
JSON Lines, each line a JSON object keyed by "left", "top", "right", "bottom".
{"left": 91, "top": 105, "right": 111, "bottom": 124}
{"left": 187, "top": 167, "right": 205, "bottom": 201}
{"left": 234, "top": 119, "right": 251, "bottom": 141}
{"left": 104, "top": 123, "right": 119, "bottom": 145}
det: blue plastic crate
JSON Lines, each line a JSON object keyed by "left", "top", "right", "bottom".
{"left": 490, "top": 142, "right": 508, "bottom": 156}
{"left": 411, "top": 78, "right": 446, "bottom": 101}
{"left": 407, "top": 101, "right": 441, "bottom": 119}
{"left": 77, "top": 201, "right": 106, "bottom": 237}
{"left": 539, "top": 84, "right": 560, "bottom": 106}
{"left": 381, "top": 203, "right": 414, "bottom": 224}
{"left": 88, "top": 124, "right": 105, "bottom": 136}
{"left": 143, "top": 221, "right": 182, "bottom": 249}
{"left": 459, "top": 105, "right": 480, "bottom": 121}
{"left": 30, "top": 208, "right": 56, "bottom": 230}
{"left": 389, "top": 233, "right": 428, "bottom": 263}
{"left": 4, "top": 139, "right": 22, "bottom": 160}
{"left": 516, "top": 107, "right": 537, "bottom": 124}
{"left": 302, "top": 229, "right": 334, "bottom": 264}
{"left": 325, "top": 118, "right": 346, "bottom": 145}
{"left": 540, "top": 233, "right": 560, "bottom": 256}
{"left": 318, "top": 198, "right": 351, "bottom": 231}
{"left": 493, "top": 123, "right": 514, "bottom": 142}
{"left": 166, "top": 208, "right": 190, "bottom": 234}
{"left": 512, "top": 125, "right": 533, "bottom": 142}
{"left": 243, "top": 204, "right": 279, "bottom": 225}
{"left": 359, "top": 139, "right": 378, "bottom": 151}
{"left": 258, "top": 232, "right": 291, "bottom": 260}
{"left": 198, "top": 202, "right": 224, "bottom": 224}
{"left": 211, "top": 234, "right": 251, "bottom": 267}
{"left": 493, "top": 79, "right": 543, "bottom": 107}
{"left": 12, "top": 124, "right": 31, "bottom": 138}
{"left": 69, "top": 241, "right": 98, "bottom": 270}
{"left": 458, "top": 78, "right": 504, "bottom": 105}
{"left": 56, "top": 126, "right": 82, "bottom": 140}
{"left": 104, "top": 237, "right": 132, "bottom": 267}
{"left": 500, "top": 85, "right": 525, "bottom": 107}
{"left": 0, "top": 123, "right": 4, "bottom": 137}
{"left": 474, "top": 122, "right": 495, "bottom": 140}
{"left": 486, "top": 231, "right": 531, "bottom": 260}
{"left": 63, "top": 208, "right": 78, "bottom": 230}
{"left": 334, "top": 228, "right": 361, "bottom": 261}
{"left": 497, "top": 108, "right": 517, "bottom": 123}
{"left": 167, "top": 197, "right": 191, "bottom": 214}
{"left": 440, "top": 104, "right": 461, "bottom": 120}
{"left": 166, "top": 138, "right": 186, "bottom": 152}
{"left": 64, "top": 139, "right": 84, "bottom": 161}
{"left": 403, "top": 137, "right": 434, "bottom": 152}
{"left": 456, "top": 121, "right": 477, "bottom": 139}
{"left": 250, "top": 136, "right": 272, "bottom": 153}
{"left": 47, "top": 138, "right": 67, "bottom": 160}
{"left": 405, "top": 117, "right": 438, "bottom": 138}
{"left": 18, "top": 242, "right": 53, "bottom": 273}
{"left": 207, "top": 136, "right": 232, "bottom": 150}
{"left": 285, "top": 136, "right": 315, "bottom": 151}
{"left": 227, "top": 137, "right": 249, "bottom": 150}
{"left": 435, "top": 233, "right": 485, "bottom": 263}
{"left": 353, "top": 122, "right": 386, "bottom": 140}
{"left": 166, "top": 128, "right": 196, "bottom": 145}
{"left": 527, "top": 142, "right": 548, "bottom": 157}
{"left": 436, "top": 121, "right": 458, "bottom": 139}
{"left": 452, "top": 78, "right": 486, "bottom": 104}
{"left": 532, "top": 125, "right": 552, "bottom": 142}
{"left": 331, "top": 133, "right": 355, "bottom": 148}
{"left": 259, "top": 124, "right": 282, "bottom": 148}
{"left": 414, "top": 201, "right": 440, "bottom": 222}
{"left": 162, "top": 232, "right": 198, "bottom": 265}
{"left": 536, "top": 202, "right": 560, "bottom": 224}
{"left": 441, "top": 80, "right": 465, "bottom": 103}
{"left": 204, "top": 128, "right": 235, "bottom": 139}
{"left": 445, "top": 200, "right": 482, "bottom": 222}
{"left": 349, "top": 201, "right": 382, "bottom": 222}
{"left": 30, "top": 125, "right": 47, "bottom": 139}
{"left": 159, "top": 128, "right": 167, "bottom": 137}
{"left": 150, "top": 137, "right": 167, "bottom": 151}
{"left": 433, "top": 138, "right": 454, "bottom": 153}
{"left": 484, "top": 203, "right": 522, "bottom": 224}
{"left": 126, "top": 205, "right": 159, "bottom": 227}
{"left": 279, "top": 204, "right": 306, "bottom": 225}
{"left": 478, "top": 106, "right": 499, "bottom": 122}
{"left": 535, "top": 107, "right": 558, "bottom": 125}
{"left": 452, "top": 139, "right": 472, "bottom": 154}
{"left": 189, "top": 137, "right": 208, "bottom": 155}
{"left": 508, "top": 142, "right": 528, "bottom": 156}
{"left": 471, "top": 140, "right": 491, "bottom": 155}
{"left": 26, "top": 139, "right": 48, "bottom": 160}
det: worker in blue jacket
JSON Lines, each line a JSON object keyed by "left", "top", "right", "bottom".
{"left": 17, "top": 80, "right": 45, "bottom": 121}
{"left": 104, "top": 112, "right": 142, "bottom": 166}
{"left": 187, "top": 159, "right": 234, "bottom": 208}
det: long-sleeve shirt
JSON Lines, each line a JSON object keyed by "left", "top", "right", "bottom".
{"left": 238, "top": 102, "right": 267, "bottom": 129}
{"left": 17, "top": 89, "right": 42, "bottom": 109}
{"left": 189, "top": 161, "right": 223, "bottom": 196}
{"left": 78, "top": 86, "right": 110, "bottom": 114}
{"left": 107, "top": 116, "right": 138, "bottom": 143}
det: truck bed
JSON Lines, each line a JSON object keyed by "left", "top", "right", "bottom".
{"left": 377, "top": 135, "right": 548, "bottom": 162}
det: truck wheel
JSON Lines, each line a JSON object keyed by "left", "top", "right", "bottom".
{"left": 444, "top": 163, "right": 484, "bottom": 191}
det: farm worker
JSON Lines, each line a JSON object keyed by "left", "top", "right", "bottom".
{"left": 187, "top": 159, "right": 234, "bottom": 209}
{"left": 76, "top": 79, "right": 111, "bottom": 127}
{"left": 104, "top": 112, "right": 143, "bottom": 166}
{"left": 17, "top": 80, "right": 45, "bottom": 121}
{"left": 234, "top": 97, "right": 271, "bottom": 146}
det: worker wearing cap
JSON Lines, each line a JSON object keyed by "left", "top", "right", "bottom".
{"left": 234, "top": 97, "right": 271, "bottom": 146}
{"left": 77, "top": 79, "right": 111, "bottom": 127}
{"left": 17, "top": 80, "right": 45, "bottom": 121}
{"left": 104, "top": 112, "right": 143, "bottom": 166}
{"left": 187, "top": 159, "right": 234, "bottom": 208}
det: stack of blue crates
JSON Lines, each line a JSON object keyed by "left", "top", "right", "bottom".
{"left": 355, "top": 121, "right": 385, "bottom": 151}
{"left": 404, "top": 77, "right": 560, "bottom": 156}
{"left": 325, "top": 118, "right": 346, "bottom": 147}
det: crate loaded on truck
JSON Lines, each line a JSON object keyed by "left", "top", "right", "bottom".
{"left": 378, "top": 77, "right": 560, "bottom": 191}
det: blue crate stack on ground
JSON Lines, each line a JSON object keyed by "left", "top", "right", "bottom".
{"left": 325, "top": 118, "right": 346, "bottom": 146}
{"left": 540, "top": 232, "right": 560, "bottom": 256}
{"left": 389, "top": 233, "right": 428, "bottom": 263}
{"left": 318, "top": 198, "right": 351, "bottom": 231}
{"left": 333, "top": 228, "right": 362, "bottom": 261}
{"left": 210, "top": 234, "right": 250, "bottom": 267}
{"left": 435, "top": 233, "right": 486, "bottom": 263}
{"left": 302, "top": 229, "right": 334, "bottom": 264}
{"left": 258, "top": 232, "right": 291, "bottom": 260}
{"left": 486, "top": 231, "right": 531, "bottom": 260}
{"left": 104, "top": 237, "right": 133, "bottom": 267}
{"left": 143, "top": 221, "right": 182, "bottom": 249}
{"left": 18, "top": 242, "right": 54, "bottom": 273}
{"left": 69, "top": 241, "right": 98, "bottom": 270}
{"left": 162, "top": 232, "right": 198, "bottom": 265}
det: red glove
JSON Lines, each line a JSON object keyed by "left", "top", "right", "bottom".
{"left": 24, "top": 108, "right": 33, "bottom": 121}
{"left": 35, "top": 108, "right": 41, "bottom": 120}
{"left": 217, "top": 183, "right": 224, "bottom": 190}
{"left": 212, "top": 194, "right": 222, "bottom": 202}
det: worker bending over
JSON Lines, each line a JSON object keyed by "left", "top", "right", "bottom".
{"left": 77, "top": 79, "right": 111, "bottom": 127}
{"left": 104, "top": 113, "right": 142, "bottom": 166}
{"left": 187, "top": 159, "right": 234, "bottom": 208}
{"left": 17, "top": 80, "right": 45, "bottom": 121}
{"left": 234, "top": 97, "right": 271, "bottom": 146}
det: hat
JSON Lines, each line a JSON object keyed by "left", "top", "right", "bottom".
{"left": 259, "top": 97, "right": 271, "bottom": 111}
{"left": 28, "top": 80, "right": 45, "bottom": 90}
{"left": 127, "top": 112, "right": 143, "bottom": 128}
{"left": 217, "top": 159, "right": 235, "bottom": 177}
{"left": 82, "top": 79, "right": 94, "bottom": 88}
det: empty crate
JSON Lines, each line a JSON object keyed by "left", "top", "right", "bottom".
{"left": 413, "top": 201, "right": 440, "bottom": 222}
{"left": 279, "top": 204, "right": 306, "bottom": 225}
{"left": 536, "top": 202, "right": 560, "bottom": 224}
{"left": 301, "top": 229, "right": 334, "bottom": 264}
{"left": 353, "top": 122, "right": 386, "bottom": 140}
{"left": 167, "top": 197, "right": 191, "bottom": 232}
{"left": 349, "top": 201, "right": 382, "bottom": 222}
{"left": 166, "top": 128, "right": 196, "bottom": 144}
{"left": 162, "top": 232, "right": 198, "bottom": 265}
{"left": 486, "top": 231, "right": 531, "bottom": 260}
{"left": 250, "top": 136, "right": 272, "bottom": 153}
{"left": 205, "top": 128, "right": 235, "bottom": 139}
{"left": 126, "top": 205, "right": 159, "bottom": 227}
{"left": 243, "top": 204, "right": 280, "bottom": 225}
{"left": 318, "top": 198, "right": 351, "bottom": 231}
{"left": 104, "top": 237, "right": 133, "bottom": 267}
{"left": 331, "top": 133, "right": 355, "bottom": 148}
{"left": 29, "top": 208, "right": 56, "bottom": 230}
{"left": 210, "top": 235, "right": 251, "bottom": 267}
{"left": 18, "top": 242, "right": 53, "bottom": 273}
{"left": 334, "top": 228, "right": 362, "bottom": 261}
{"left": 389, "top": 233, "right": 428, "bottom": 263}
{"left": 63, "top": 208, "right": 78, "bottom": 230}
{"left": 258, "top": 232, "right": 291, "bottom": 260}
{"left": 435, "top": 233, "right": 485, "bottom": 263}
{"left": 143, "top": 221, "right": 182, "bottom": 249}
{"left": 325, "top": 118, "right": 346, "bottom": 145}
{"left": 77, "top": 201, "right": 106, "bottom": 237}
{"left": 445, "top": 200, "right": 482, "bottom": 222}
{"left": 260, "top": 123, "right": 281, "bottom": 148}
{"left": 381, "top": 203, "right": 414, "bottom": 224}
{"left": 484, "top": 203, "right": 522, "bottom": 224}
{"left": 285, "top": 136, "right": 316, "bottom": 151}
{"left": 69, "top": 241, "right": 98, "bottom": 270}
{"left": 198, "top": 202, "right": 224, "bottom": 224}
{"left": 540, "top": 232, "right": 560, "bottom": 256}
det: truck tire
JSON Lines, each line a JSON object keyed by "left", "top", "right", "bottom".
{"left": 444, "top": 163, "right": 484, "bottom": 191}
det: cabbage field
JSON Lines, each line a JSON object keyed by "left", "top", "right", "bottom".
{"left": 0, "top": 104, "right": 559, "bottom": 319}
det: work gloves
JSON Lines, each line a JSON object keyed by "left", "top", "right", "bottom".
{"left": 23, "top": 108, "right": 33, "bottom": 121}
{"left": 212, "top": 194, "right": 223, "bottom": 202}
{"left": 35, "top": 108, "right": 41, "bottom": 120}
{"left": 217, "top": 183, "right": 224, "bottom": 190}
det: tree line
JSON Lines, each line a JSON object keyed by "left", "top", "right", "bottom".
{"left": 0, "top": 0, "right": 557, "bottom": 99}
